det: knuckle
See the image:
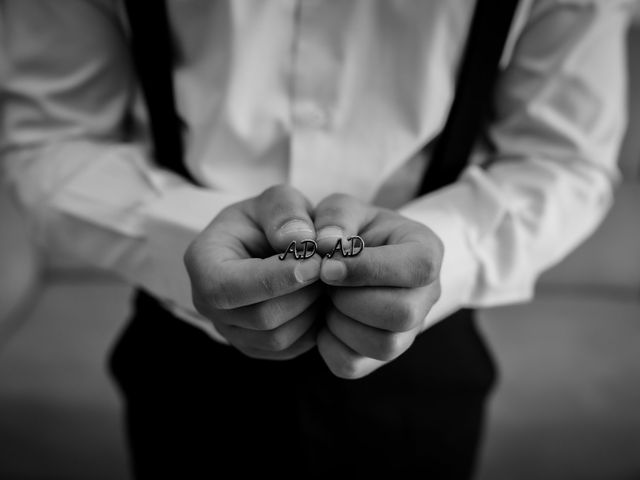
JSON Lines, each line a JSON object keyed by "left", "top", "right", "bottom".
{"left": 349, "top": 260, "right": 383, "bottom": 286}
{"left": 389, "top": 300, "right": 421, "bottom": 331}
{"left": 259, "top": 184, "right": 289, "bottom": 202}
{"left": 432, "top": 233, "right": 445, "bottom": 260}
{"left": 410, "top": 252, "right": 437, "bottom": 286}
{"left": 331, "top": 358, "right": 361, "bottom": 380}
{"left": 264, "top": 184, "right": 296, "bottom": 198}
{"left": 191, "top": 293, "right": 213, "bottom": 317}
{"left": 252, "top": 302, "right": 283, "bottom": 331}
{"left": 183, "top": 242, "right": 212, "bottom": 289}
{"left": 263, "top": 331, "right": 291, "bottom": 352}
{"left": 374, "top": 332, "right": 404, "bottom": 361}
{"left": 317, "top": 193, "right": 352, "bottom": 217}
{"left": 185, "top": 243, "right": 238, "bottom": 310}
{"left": 208, "top": 277, "right": 236, "bottom": 310}
{"left": 257, "top": 186, "right": 302, "bottom": 219}
{"left": 324, "top": 192, "right": 352, "bottom": 205}
{"left": 252, "top": 317, "right": 274, "bottom": 331}
{"left": 183, "top": 241, "right": 198, "bottom": 272}
{"left": 318, "top": 205, "right": 345, "bottom": 222}
{"left": 430, "top": 281, "right": 442, "bottom": 304}
{"left": 208, "top": 290, "right": 227, "bottom": 310}
{"left": 261, "top": 186, "right": 307, "bottom": 214}
{"left": 212, "top": 320, "right": 231, "bottom": 340}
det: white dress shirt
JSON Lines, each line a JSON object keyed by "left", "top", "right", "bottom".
{"left": 0, "top": 0, "right": 633, "bottom": 342}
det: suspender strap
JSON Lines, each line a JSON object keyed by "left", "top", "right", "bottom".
{"left": 123, "top": 0, "right": 194, "bottom": 182}
{"left": 124, "top": 0, "right": 519, "bottom": 192}
{"left": 419, "top": 0, "right": 519, "bottom": 196}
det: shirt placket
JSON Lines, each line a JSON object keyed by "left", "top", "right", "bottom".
{"left": 288, "top": 0, "right": 340, "bottom": 204}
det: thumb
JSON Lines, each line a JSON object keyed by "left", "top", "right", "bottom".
{"left": 250, "top": 185, "right": 317, "bottom": 253}
{"left": 313, "top": 193, "right": 374, "bottom": 255}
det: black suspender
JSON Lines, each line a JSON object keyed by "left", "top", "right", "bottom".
{"left": 124, "top": 0, "right": 519, "bottom": 195}
{"left": 419, "top": 0, "right": 520, "bottom": 195}
{"left": 123, "top": 0, "right": 194, "bottom": 182}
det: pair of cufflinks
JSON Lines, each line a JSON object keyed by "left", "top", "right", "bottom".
{"left": 278, "top": 236, "right": 365, "bottom": 261}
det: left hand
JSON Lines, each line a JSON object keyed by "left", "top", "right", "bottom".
{"left": 313, "top": 194, "right": 443, "bottom": 379}
{"left": 184, "top": 185, "right": 322, "bottom": 360}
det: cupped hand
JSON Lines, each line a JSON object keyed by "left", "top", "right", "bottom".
{"left": 184, "top": 185, "right": 323, "bottom": 360}
{"left": 314, "top": 194, "right": 443, "bottom": 379}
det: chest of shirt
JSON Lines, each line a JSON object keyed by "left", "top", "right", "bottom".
{"left": 144, "top": 0, "right": 516, "bottom": 202}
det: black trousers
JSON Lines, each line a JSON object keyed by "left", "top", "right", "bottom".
{"left": 109, "top": 292, "right": 497, "bottom": 479}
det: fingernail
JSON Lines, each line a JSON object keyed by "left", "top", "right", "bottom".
{"left": 294, "top": 260, "right": 320, "bottom": 283}
{"left": 316, "top": 226, "right": 344, "bottom": 243}
{"left": 322, "top": 259, "right": 347, "bottom": 282}
{"left": 280, "top": 219, "right": 313, "bottom": 236}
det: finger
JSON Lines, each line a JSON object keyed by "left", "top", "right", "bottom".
{"left": 222, "top": 282, "right": 323, "bottom": 330}
{"left": 320, "top": 242, "right": 440, "bottom": 288}
{"left": 193, "top": 201, "right": 273, "bottom": 260}
{"left": 317, "top": 326, "right": 385, "bottom": 380}
{"left": 325, "top": 307, "right": 416, "bottom": 362}
{"left": 251, "top": 185, "right": 317, "bottom": 252}
{"left": 328, "top": 284, "right": 439, "bottom": 332}
{"left": 230, "top": 313, "right": 320, "bottom": 361}
{"left": 314, "top": 193, "right": 375, "bottom": 254}
{"left": 187, "top": 243, "right": 322, "bottom": 310}
{"left": 219, "top": 302, "right": 318, "bottom": 353}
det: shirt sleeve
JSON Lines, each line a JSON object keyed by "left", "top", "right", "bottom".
{"left": 0, "top": 0, "right": 241, "bottom": 331}
{"left": 399, "top": 0, "right": 633, "bottom": 326}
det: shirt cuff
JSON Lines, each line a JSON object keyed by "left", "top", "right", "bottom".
{"left": 142, "top": 183, "right": 242, "bottom": 343}
{"left": 398, "top": 165, "right": 534, "bottom": 330}
{"left": 3, "top": 141, "right": 241, "bottom": 343}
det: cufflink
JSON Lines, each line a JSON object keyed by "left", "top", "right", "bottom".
{"left": 324, "top": 235, "right": 365, "bottom": 259}
{"left": 278, "top": 240, "right": 317, "bottom": 261}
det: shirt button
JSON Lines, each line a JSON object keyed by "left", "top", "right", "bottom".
{"left": 294, "top": 101, "right": 329, "bottom": 129}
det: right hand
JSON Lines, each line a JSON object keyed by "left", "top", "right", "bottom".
{"left": 184, "top": 185, "right": 323, "bottom": 360}
{"left": 313, "top": 194, "right": 443, "bottom": 379}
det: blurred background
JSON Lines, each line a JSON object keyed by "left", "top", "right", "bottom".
{"left": 2, "top": 7, "right": 640, "bottom": 480}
